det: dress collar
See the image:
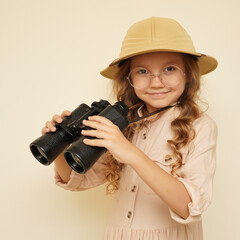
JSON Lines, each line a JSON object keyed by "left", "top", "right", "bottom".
{"left": 136, "top": 103, "right": 179, "bottom": 123}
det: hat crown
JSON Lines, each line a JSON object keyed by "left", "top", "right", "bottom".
{"left": 120, "top": 17, "right": 198, "bottom": 59}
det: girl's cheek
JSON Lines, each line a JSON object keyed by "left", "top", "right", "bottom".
{"left": 133, "top": 89, "right": 144, "bottom": 99}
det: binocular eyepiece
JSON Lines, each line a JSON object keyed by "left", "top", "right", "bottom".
{"left": 30, "top": 100, "right": 129, "bottom": 174}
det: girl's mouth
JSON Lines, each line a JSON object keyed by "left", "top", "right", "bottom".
{"left": 147, "top": 91, "right": 169, "bottom": 97}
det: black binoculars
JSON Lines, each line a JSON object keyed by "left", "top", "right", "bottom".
{"left": 30, "top": 100, "right": 129, "bottom": 174}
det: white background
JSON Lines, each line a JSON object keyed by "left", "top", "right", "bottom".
{"left": 0, "top": 0, "right": 239, "bottom": 239}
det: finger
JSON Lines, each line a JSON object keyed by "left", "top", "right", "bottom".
{"left": 41, "top": 125, "right": 55, "bottom": 135}
{"left": 41, "top": 127, "right": 50, "bottom": 135}
{"left": 82, "top": 119, "right": 117, "bottom": 133}
{"left": 61, "top": 110, "right": 72, "bottom": 118}
{"left": 81, "top": 129, "right": 110, "bottom": 139}
{"left": 45, "top": 121, "right": 57, "bottom": 132}
{"left": 82, "top": 120, "right": 110, "bottom": 133}
{"left": 52, "top": 114, "right": 63, "bottom": 124}
{"left": 87, "top": 115, "right": 114, "bottom": 127}
{"left": 83, "top": 138, "right": 106, "bottom": 148}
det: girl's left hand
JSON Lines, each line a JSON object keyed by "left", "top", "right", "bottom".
{"left": 81, "top": 115, "right": 136, "bottom": 164}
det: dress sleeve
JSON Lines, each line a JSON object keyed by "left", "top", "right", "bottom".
{"left": 54, "top": 153, "right": 109, "bottom": 191}
{"left": 169, "top": 115, "right": 218, "bottom": 224}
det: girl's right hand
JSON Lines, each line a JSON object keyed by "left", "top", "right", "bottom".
{"left": 41, "top": 110, "right": 72, "bottom": 135}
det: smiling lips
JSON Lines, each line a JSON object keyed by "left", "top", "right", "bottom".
{"left": 147, "top": 91, "right": 169, "bottom": 97}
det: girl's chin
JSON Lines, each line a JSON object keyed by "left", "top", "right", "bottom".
{"left": 145, "top": 100, "right": 176, "bottom": 113}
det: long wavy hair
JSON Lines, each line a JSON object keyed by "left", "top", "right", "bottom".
{"left": 105, "top": 53, "right": 201, "bottom": 194}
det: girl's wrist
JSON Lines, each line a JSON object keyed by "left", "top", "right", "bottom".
{"left": 125, "top": 144, "right": 147, "bottom": 168}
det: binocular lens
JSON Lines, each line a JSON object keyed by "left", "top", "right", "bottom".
{"left": 30, "top": 145, "right": 48, "bottom": 165}
{"left": 64, "top": 152, "right": 85, "bottom": 173}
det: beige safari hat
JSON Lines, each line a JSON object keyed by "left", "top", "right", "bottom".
{"left": 100, "top": 17, "right": 218, "bottom": 80}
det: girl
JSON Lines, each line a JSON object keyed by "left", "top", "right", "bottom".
{"left": 42, "top": 17, "right": 218, "bottom": 239}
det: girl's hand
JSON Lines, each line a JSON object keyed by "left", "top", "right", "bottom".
{"left": 41, "top": 110, "right": 72, "bottom": 135}
{"left": 81, "top": 115, "right": 137, "bottom": 164}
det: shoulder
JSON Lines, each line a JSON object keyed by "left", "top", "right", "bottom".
{"left": 192, "top": 112, "right": 218, "bottom": 144}
{"left": 194, "top": 112, "right": 217, "bottom": 130}
{"left": 168, "top": 107, "right": 217, "bottom": 134}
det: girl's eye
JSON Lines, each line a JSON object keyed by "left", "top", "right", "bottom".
{"left": 136, "top": 68, "right": 149, "bottom": 75}
{"left": 164, "top": 66, "right": 176, "bottom": 72}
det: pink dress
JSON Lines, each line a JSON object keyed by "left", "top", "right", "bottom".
{"left": 55, "top": 107, "right": 217, "bottom": 240}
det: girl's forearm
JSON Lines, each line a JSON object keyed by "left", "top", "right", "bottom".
{"left": 128, "top": 147, "right": 191, "bottom": 219}
{"left": 54, "top": 152, "right": 72, "bottom": 183}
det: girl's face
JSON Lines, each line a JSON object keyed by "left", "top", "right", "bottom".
{"left": 129, "top": 52, "right": 186, "bottom": 113}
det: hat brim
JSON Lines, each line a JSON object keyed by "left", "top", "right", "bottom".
{"left": 100, "top": 50, "right": 218, "bottom": 80}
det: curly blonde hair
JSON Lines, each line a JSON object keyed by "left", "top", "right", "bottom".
{"left": 105, "top": 54, "right": 201, "bottom": 194}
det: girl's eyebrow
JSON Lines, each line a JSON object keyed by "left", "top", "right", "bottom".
{"left": 131, "top": 61, "right": 183, "bottom": 69}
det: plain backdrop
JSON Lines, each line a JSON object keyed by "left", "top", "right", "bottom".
{"left": 0, "top": 0, "right": 239, "bottom": 239}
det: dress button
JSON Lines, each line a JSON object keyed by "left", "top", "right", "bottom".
{"left": 131, "top": 185, "right": 136, "bottom": 192}
{"left": 143, "top": 133, "right": 147, "bottom": 139}
{"left": 165, "top": 155, "right": 172, "bottom": 163}
{"left": 127, "top": 211, "right": 132, "bottom": 218}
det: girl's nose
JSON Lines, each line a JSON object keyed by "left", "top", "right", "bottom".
{"left": 149, "top": 74, "right": 165, "bottom": 88}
